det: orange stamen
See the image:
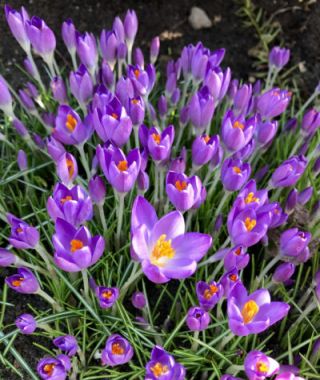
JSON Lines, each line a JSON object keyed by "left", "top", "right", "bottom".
{"left": 70, "top": 239, "right": 84, "bottom": 253}
{"left": 102, "top": 290, "right": 112, "bottom": 299}
{"left": 66, "top": 158, "right": 75, "bottom": 179}
{"left": 175, "top": 180, "right": 187, "bottom": 191}
{"left": 233, "top": 121, "right": 244, "bottom": 130}
{"left": 111, "top": 343, "right": 125, "bottom": 355}
{"left": 203, "top": 135, "right": 211, "bottom": 143}
{"left": 244, "top": 217, "right": 256, "bottom": 232}
{"left": 111, "top": 112, "right": 118, "bottom": 119}
{"left": 233, "top": 166, "right": 242, "bottom": 174}
{"left": 60, "top": 195, "right": 72, "bottom": 204}
{"left": 65, "top": 114, "right": 77, "bottom": 132}
{"left": 151, "top": 133, "right": 161, "bottom": 144}
{"left": 229, "top": 274, "right": 238, "bottom": 282}
{"left": 134, "top": 69, "right": 140, "bottom": 78}
{"left": 117, "top": 160, "right": 128, "bottom": 172}
{"left": 241, "top": 300, "right": 259, "bottom": 324}
{"left": 43, "top": 363, "right": 55, "bottom": 376}
{"left": 150, "top": 362, "right": 169, "bottom": 377}
{"left": 12, "top": 278, "right": 24, "bottom": 287}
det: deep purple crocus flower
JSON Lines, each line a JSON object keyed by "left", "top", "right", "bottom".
{"left": 301, "top": 108, "right": 320, "bottom": 136}
{"left": 69, "top": 64, "right": 93, "bottom": 106}
{"left": 128, "top": 96, "right": 145, "bottom": 126}
{"left": 272, "top": 262, "right": 295, "bottom": 284}
{"left": 61, "top": 19, "right": 76, "bottom": 54}
{"left": 97, "top": 145, "right": 141, "bottom": 193}
{"left": 256, "top": 119, "right": 278, "bottom": 146}
{"left": 52, "top": 218, "right": 105, "bottom": 272}
{"left": 188, "top": 86, "right": 215, "bottom": 133}
{"left": 101, "top": 334, "right": 134, "bottom": 366}
{"left": 53, "top": 335, "right": 79, "bottom": 357}
{"left": 7, "top": 213, "right": 39, "bottom": 250}
{"left": 269, "top": 47, "right": 290, "bottom": 70}
{"left": 4, "top": 5, "right": 30, "bottom": 52}
{"left": 227, "top": 282, "right": 290, "bottom": 336}
{"left": 192, "top": 134, "right": 220, "bottom": 166}
{"left": 204, "top": 67, "right": 231, "bottom": 103}
{"left": 131, "top": 291, "right": 146, "bottom": 309}
{"left": 127, "top": 64, "right": 155, "bottom": 97}
{"left": 221, "top": 158, "right": 251, "bottom": 192}
{"left": 196, "top": 281, "right": 223, "bottom": 311}
{"left": 186, "top": 306, "right": 210, "bottom": 331}
{"left": 257, "top": 88, "right": 291, "bottom": 119}
{"left": 6, "top": 268, "right": 39, "bottom": 294}
{"left": 131, "top": 196, "right": 212, "bottom": 283}
{"left": 280, "top": 228, "right": 311, "bottom": 263}
{"left": 37, "top": 354, "right": 71, "bottom": 380}
{"left": 285, "top": 188, "right": 298, "bottom": 213}
{"left": 298, "top": 187, "right": 313, "bottom": 205}
{"left": 95, "top": 286, "right": 119, "bottom": 309}
{"left": 51, "top": 77, "right": 68, "bottom": 104}
{"left": 76, "top": 32, "right": 98, "bottom": 73}
{"left": 224, "top": 245, "right": 250, "bottom": 271}
{"left": 236, "top": 180, "right": 269, "bottom": 211}
{"left": 271, "top": 156, "right": 307, "bottom": 188}
{"left": 53, "top": 105, "right": 93, "bottom": 145}
{"left": 0, "top": 248, "right": 17, "bottom": 267}
{"left": 124, "top": 10, "right": 138, "bottom": 45}
{"left": 166, "top": 171, "right": 202, "bottom": 212}
{"left": 244, "top": 350, "right": 280, "bottom": 380}
{"left": 15, "top": 314, "right": 37, "bottom": 335}
{"left": 220, "top": 269, "right": 241, "bottom": 297}
{"left": 88, "top": 176, "right": 106, "bottom": 205}
{"left": 145, "top": 346, "right": 186, "bottom": 380}
{"left": 47, "top": 183, "right": 93, "bottom": 226}
{"left": 56, "top": 152, "right": 78, "bottom": 186}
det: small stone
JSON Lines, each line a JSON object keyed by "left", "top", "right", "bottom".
{"left": 189, "top": 7, "right": 213, "bottom": 30}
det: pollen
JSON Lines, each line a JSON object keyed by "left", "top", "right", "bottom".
{"left": 134, "top": 69, "right": 140, "bottom": 78}
{"left": 229, "top": 274, "right": 238, "bottom": 282}
{"left": 65, "top": 114, "right": 77, "bottom": 132}
{"left": 175, "top": 180, "right": 187, "bottom": 191}
{"left": 150, "top": 234, "right": 175, "bottom": 267}
{"left": 12, "top": 277, "right": 24, "bottom": 287}
{"left": 234, "top": 248, "right": 241, "bottom": 256}
{"left": 151, "top": 133, "right": 161, "bottom": 144}
{"left": 111, "top": 112, "right": 118, "bottom": 119}
{"left": 60, "top": 195, "right": 72, "bottom": 204}
{"left": 43, "top": 363, "right": 55, "bottom": 376}
{"left": 131, "top": 98, "right": 139, "bottom": 105}
{"left": 102, "top": 290, "right": 112, "bottom": 299}
{"left": 203, "top": 284, "right": 218, "bottom": 300}
{"left": 70, "top": 239, "right": 84, "bottom": 252}
{"left": 233, "top": 166, "right": 242, "bottom": 174}
{"left": 245, "top": 192, "right": 259, "bottom": 204}
{"left": 241, "top": 300, "right": 259, "bottom": 324}
{"left": 203, "top": 135, "right": 211, "bottom": 143}
{"left": 66, "top": 158, "right": 75, "bottom": 179}
{"left": 16, "top": 227, "right": 23, "bottom": 233}
{"left": 117, "top": 160, "right": 128, "bottom": 172}
{"left": 150, "top": 362, "right": 169, "bottom": 377}
{"left": 111, "top": 342, "right": 125, "bottom": 355}
{"left": 244, "top": 217, "right": 256, "bottom": 232}
{"left": 233, "top": 121, "right": 244, "bottom": 130}
{"left": 256, "top": 361, "right": 269, "bottom": 373}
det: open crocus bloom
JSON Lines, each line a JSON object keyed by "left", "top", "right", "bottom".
{"left": 244, "top": 350, "right": 280, "bottom": 380}
{"left": 131, "top": 196, "right": 212, "bottom": 283}
{"left": 228, "top": 283, "right": 290, "bottom": 336}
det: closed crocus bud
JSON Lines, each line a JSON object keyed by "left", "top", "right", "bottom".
{"left": 224, "top": 245, "right": 250, "bottom": 271}
{"left": 269, "top": 46, "right": 290, "bottom": 70}
{"left": 23, "top": 58, "right": 36, "bottom": 77}
{"left": 17, "top": 149, "right": 28, "bottom": 171}
{"left": 256, "top": 120, "right": 278, "bottom": 146}
{"left": 51, "top": 77, "right": 67, "bottom": 104}
{"left": 0, "top": 76, "right": 13, "bottom": 117}
{"left": 280, "top": 228, "right": 311, "bottom": 263}
{"left": 171, "top": 88, "right": 181, "bottom": 105}
{"left": 244, "top": 350, "right": 280, "bottom": 380}
{"left": 117, "top": 42, "right": 127, "bottom": 61}
{"left": 186, "top": 306, "right": 211, "bottom": 331}
{"left": 128, "top": 97, "right": 145, "bottom": 126}
{"left": 7, "top": 213, "right": 39, "bottom": 250}
{"left": 257, "top": 88, "right": 291, "bottom": 119}
{"left": 271, "top": 155, "right": 307, "bottom": 188}
{"left": 188, "top": 86, "right": 215, "bottom": 133}
{"left": 255, "top": 165, "right": 269, "bottom": 183}
{"left": 210, "top": 143, "right": 224, "bottom": 169}
{"left": 76, "top": 32, "right": 98, "bottom": 74}
{"left": 101, "top": 334, "right": 134, "bottom": 366}
{"left": 301, "top": 108, "right": 320, "bottom": 136}
{"left": 62, "top": 19, "right": 76, "bottom": 53}
{"left": 233, "top": 84, "right": 252, "bottom": 115}
{"left": 99, "top": 61, "right": 114, "bottom": 89}
{"left": 56, "top": 152, "right": 78, "bottom": 186}
{"left": 214, "top": 214, "right": 223, "bottom": 232}
{"left": 169, "top": 147, "right": 187, "bottom": 173}
{"left": 53, "top": 335, "right": 79, "bottom": 357}
{"left": 158, "top": 95, "right": 167, "bottom": 119}
{"left": 47, "top": 136, "right": 66, "bottom": 161}
{"left": 150, "top": 36, "right": 160, "bottom": 64}
{"left": 272, "top": 262, "right": 295, "bottom": 283}
{"left": 124, "top": 10, "right": 138, "bottom": 44}
{"left": 298, "top": 187, "right": 313, "bottom": 205}
{"left": 137, "top": 170, "right": 149, "bottom": 192}
{"left": 165, "top": 72, "right": 177, "bottom": 98}
{"left": 192, "top": 134, "right": 220, "bottom": 167}
{"left": 221, "top": 158, "right": 251, "bottom": 192}
{"left": 4, "top": 5, "right": 30, "bottom": 52}
{"left": 26, "top": 17, "right": 56, "bottom": 60}
{"left": 100, "top": 30, "right": 118, "bottom": 69}
{"left": 204, "top": 67, "right": 231, "bottom": 103}
{"left": 15, "top": 313, "right": 37, "bottom": 335}
{"left": 196, "top": 281, "right": 223, "bottom": 311}
{"left": 89, "top": 176, "right": 106, "bottom": 205}
{"left": 134, "top": 47, "right": 145, "bottom": 68}
{"left": 37, "top": 354, "right": 70, "bottom": 380}
{"left": 95, "top": 286, "right": 119, "bottom": 309}
{"left": 6, "top": 267, "right": 39, "bottom": 294}
{"left": 69, "top": 64, "right": 93, "bottom": 106}
{"left": 285, "top": 188, "right": 298, "bottom": 213}
{"left": 0, "top": 248, "right": 17, "bottom": 267}
{"left": 284, "top": 117, "right": 298, "bottom": 132}
{"left": 19, "top": 89, "right": 35, "bottom": 111}
{"left": 131, "top": 291, "right": 146, "bottom": 309}
{"left": 33, "top": 134, "right": 45, "bottom": 149}
{"left": 12, "top": 118, "right": 28, "bottom": 138}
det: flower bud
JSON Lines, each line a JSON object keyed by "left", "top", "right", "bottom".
{"left": 272, "top": 262, "right": 295, "bottom": 283}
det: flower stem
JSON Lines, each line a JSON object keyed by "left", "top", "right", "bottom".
{"left": 116, "top": 193, "right": 126, "bottom": 249}
{"left": 134, "top": 125, "right": 140, "bottom": 148}
{"left": 37, "top": 289, "right": 62, "bottom": 311}
{"left": 97, "top": 204, "right": 107, "bottom": 236}
{"left": 191, "top": 331, "right": 199, "bottom": 352}
{"left": 35, "top": 244, "right": 57, "bottom": 279}
{"left": 26, "top": 51, "right": 45, "bottom": 92}
{"left": 120, "top": 263, "right": 143, "bottom": 300}
{"left": 77, "top": 144, "right": 91, "bottom": 179}
{"left": 256, "top": 255, "right": 281, "bottom": 285}
{"left": 81, "top": 269, "right": 90, "bottom": 303}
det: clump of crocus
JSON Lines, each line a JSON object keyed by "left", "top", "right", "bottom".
{"left": 101, "top": 334, "right": 134, "bottom": 366}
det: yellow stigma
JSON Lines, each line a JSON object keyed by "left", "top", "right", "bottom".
{"left": 245, "top": 192, "right": 259, "bottom": 204}
{"left": 256, "top": 361, "right": 269, "bottom": 373}
{"left": 131, "top": 98, "right": 139, "bottom": 105}
{"left": 16, "top": 227, "right": 23, "bottom": 233}
{"left": 229, "top": 274, "right": 238, "bottom": 282}
{"left": 65, "top": 114, "right": 77, "bottom": 132}
{"left": 233, "top": 121, "right": 244, "bottom": 130}
{"left": 204, "top": 284, "right": 218, "bottom": 300}
{"left": 152, "top": 133, "right": 161, "bottom": 144}
{"left": 43, "top": 363, "right": 55, "bottom": 376}
{"left": 134, "top": 69, "right": 140, "bottom": 78}
{"left": 241, "top": 300, "right": 259, "bottom": 324}
{"left": 150, "top": 234, "right": 175, "bottom": 267}
{"left": 203, "top": 135, "right": 210, "bottom": 143}
{"left": 175, "top": 180, "right": 187, "bottom": 191}
{"left": 111, "top": 343, "right": 125, "bottom": 355}
{"left": 150, "top": 362, "right": 169, "bottom": 377}
{"left": 60, "top": 195, "right": 72, "bottom": 204}
{"left": 244, "top": 217, "right": 256, "bottom": 232}
{"left": 102, "top": 290, "right": 112, "bottom": 299}
{"left": 234, "top": 248, "right": 241, "bottom": 256}
{"left": 66, "top": 158, "right": 75, "bottom": 179}
{"left": 70, "top": 239, "right": 84, "bottom": 253}
{"left": 12, "top": 277, "right": 24, "bottom": 287}
{"left": 233, "top": 166, "right": 242, "bottom": 174}
{"left": 111, "top": 112, "right": 118, "bottom": 119}
{"left": 117, "top": 160, "right": 128, "bottom": 172}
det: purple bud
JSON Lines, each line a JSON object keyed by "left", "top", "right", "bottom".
{"left": 51, "top": 77, "right": 67, "bottom": 104}
{"left": 269, "top": 46, "right": 290, "bottom": 70}
{"left": 88, "top": 176, "right": 106, "bottom": 205}
{"left": 19, "top": 89, "right": 35, "bottom": 110}
{"left": 4, "top": 5, "right": 30, "bottom": 52}
{"left": 179, "top": 105, "right": 189, "bottom": 126}
{"left": 62, "top": 19, "right": 76, "bottom": 53}
{"left": 298, "top": 186, "right": 313, "bottom": 205}
{"left": 313, "top": 157, "right": 320, "bottom": 174}
{"left": 17, "top": 149, "right": 28, "bottom": 171}
{"left": 133, "top": 47, "right": 144, "bottom": 68}
{"left": 0, "top": 248, "right": 17, "bottom": 267}
{"left": 158, "top": 95, "right": 167, "bottom": 118}
{"left": 301, "top": 108, "right": 320, "bottom": 136}
{"left": 284, "top": 117, "right": 297, "bottom": 132}
{"left": 117, "top": 42, "right": 127, "bottom": 60}
{"left": 25, "top": 16, "right": 56, "bottom": 58}
{"left": 46, "top": 136, "right": 66, "bottom": 161}
{"left": 186, "top": 306, "right": 211, "bottom": 331}
{"left": 0, "top": 76, "right": 13, "bottom": 116}
{"left": 12, "top": 118, "right": 28, "bottom": 137}
{"left": 23, "top": 58, "right": 36, "bottom": 77}
{"left": 124, "top": 10, "right": 138, "bottom": 43}
{"left": 69, "top": 64, "right": 93, "bottom": 105}
{"left": 33, "top": 134, "right": 45, "bottom": 149}
{"left": 56, "top": 152, "right": 78, "bottom": 186}
{"left": 214, "top": 214, "right": 223, "bottom": 232}
{"left": 171, "top": 88, "right": 181, "bottom": 105}
{"left": 256, "top": 120, "right": 278, "bottom": 146}
{"left": 113, "top": 17, "right": 125, "bottom": 42}
{"left": 285, "top": 188, "right": 298, "bottom": 213}
{"left": 272, "top": 262, "right": 295, "bottom": 283}
{"left": 255, "top": 165, "right": 269, "bottom": 183}
{"left": 76, "top": 32, "right": 98, "bottom": 72}
{"left": 15, "top": 314, "right": 37, "bottom": 335}
{"left": 26, "top": 82, "right": 38, "bottom": 98}
{"left": 53, "top": 335, "right": 79, "bottom": 357}
{"left": 99, "top": 61, "right": 114, "bottom": 89}
{"left": 100, "top": 30, "right": 118, "bottom": 68}
{"left": 131, "top": 291, "right": 146, "bottom": 309}
{"left": 150, "top": 36, "right": 160, "bottom": 64}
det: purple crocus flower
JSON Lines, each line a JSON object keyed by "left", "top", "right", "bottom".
{"left": 227, "top": 282, "right": 290, "bottom": 336}
{"left": 150, "top": 36, "right": 160, "bottom": 64}
{"left": 196, "top": 281, "right": 223, "bottom": 311}
{"left": 101, "top": 334, "right": 134, "bottom": 366}
{"left": 204, "top": 67, "right": 231, "bottom": 103}
{"left": 256, "top": 120, "right": 278, "bottom": 146}
{"left": 6, "top": 268, "right": 39, "bottom": 294}
{"left": 4, "top": 5, "right": 30, "bottom": 52}
{"left": 53, "top": 335, "right": 79, "bottom": 357}
{"left": 221, "top": 158, "right": 251, "bottom": 192}
{"left": 236, "top": 180, "right": 269, "bottom": 210}
{"left": 224, "top": 245, "right": 250, "bottom": 271}
{"left": 7, "top": 213, "right": 39, "bottom": 250}
{"left": 269, "top": 47, "right": 290, "bottom": 70}
{"left": 0, "top": 248, "right": 17, "bottom": 267}
{"left": 53, "top": 105, "right": 93, "bottom": 145}
{"left": 61, "top": 19, "right": 76, "bottom": 54}
{"left": 12, "top": 117, "right": 28, "bottom": 137}
{"left": 52, "top": 218, "right": 105, "bottom": 272}
{"left": 131, "top": 291, "right": 146, "bottom": 309}
{"left": 127, "top": 64, "right": 155, "bottom": 97}
{"left": 145, "top": 346, "right": 186, "bottom": 380}
{"left": 0, "top": 76, "right": 14, "bottom": 116}
{"left": 285, "top": 188, "right": 298, "bottom": 213}
{"left": 271, "top": 156, "right": 307, "bottom": 188}
{"left": 272, "top": 262, "right": 295, "bottom": 283}
{"left": 97, "top": 145, "right": 141, "bottom": 193}
{"left": 186, "top": 306, "right": 211, "bottom": 331}
{"left": 220, "top": 269, "right": 241, "bottom": 297}
{"left": 37, "top": 354, "right": 71, "bottom": 380}
{"left": 17, "top": 149, "right": 28, "bottom": 171}
{"left": 15, "top": 313, "right": 37, "bottom": 335}
{"left": 69, "top": 65, "right": 93, "bottom": 106}
{"left": 88, "top": 176, "right": 106, "bottom": 205}
{"left": 95, "top": 286, "right": 119, "bottom": 309}
{"left": 76, "top": 32, "right": 98, "bottom": 74}
{"left": 128, "top": 96, "right": 145, "bottom": 126}
{"left": 47, "top": 183, "right": 93, "bottom": 226}
{"left": 56, "top": 153, "right": 78, "bottom": 186}
{"left": 51, "top": 77, "right": 68, "bottom": 104}
{"left": 257, "top": 88, "right": 291, "bottom": 119}
{"left": 188, "top": 86, "right": 215, "bottom": 133}
{"left": 275, "top": 372, "right": 305, "bottom": 380}
{"left": 100, "top": 30, "right": 118, "bottom": 69}
{"left": 192, "top": 134, "right": 220, "bottom": 166}
{"left": 298, "top": 187, "right": 313, "bottom": 205}
{"left": 140, "top": 124, "right": 175, "bottom": 162}
{"left": 124, "top": 10, "right": 138, "bottom": 45}
{"left": 267, "top": 202, "right": 288, "bottom": 229}
{"left": 166, "top": 171, "right": 202, "bottom": 212}
{"left": 301, "top": 108, "right": 320, "bottom": 136}
{"left": 221, "top": 376, "right": 242, "bottom": 380}
{"left": 131, "top": 196, "right": 212, "bottom": 283}
{"left": 280, "top": 228, "right": 311, "bottom": 263}
{"left": 244, "top": 350, "right": 280, "bottom": 380}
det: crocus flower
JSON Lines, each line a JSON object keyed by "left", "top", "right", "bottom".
{"left": 188, "top": 86, "right": 215, "bottom": 133}
{"left": 95, "top": 286, "right": 119, "bottom": 309}
{"left": 53, "top": 335, "right": 79, "bottom": 357}
{"left": 88, "top": 176, "right": 106, "bottom": 205}
{"left": 56, "top": 153, "right": 78, "bottom": 186}
{"left": 131, "top": 196, "right": 212, "bottom": 283}
{"left": 256, "top": 120, "right": 278, "bottom": 146}
{"left": 76, "top": 32, "right": 98, "bottom": 74}
{"left": 17, "top": 149, "right": 28, "bottom": 171}
{"left": 244, "top": 350, "right": 280, "bottom": 380}
{"left": 275, "top": 373, "right": 305, "bottom": 380}
{"left": 221, "top": 158, "right": 251, "bottom": 192}
{"left": 196, "top": 281, "right": 223, "bottom": 311}
{"left": 97, "top": 145, "right": 141, "bottom": 193}
{"left": 47, "top": 183, "right": 93, "bottom": 226}
{"left": 69, "top": 65, "right": 93, "bottom": 106}
{"left": 271, "top": 156, "right": 307, "bottom": 188}
{"left": 298, "top": 186, "right": 313, "bottom": 205}
{"left": 37, "top": 354, "right": 71, "bottom": 380}
{"left": 4, "top": 5, "right": 30, "bottom": 52}
{"left": 100, "top": 30, "right": 118, "bottom": 69}
{"left": 6, "top": 268, "right": 39, "bottom": 294}
{"left": 166, "top": 171, "right": 202, "bottom": 212}
{"left": 52, "top": 218, "right": 105, "bottom": 272}
{"left": 227, "top": 282, "right": 290, "bottom": 336}
{"left": 280, "top": 228, "right": 311, "bottom": 263}
{"left": 131, "top": 291, "right": 146, "bottom": 309}
{"left": 15, "top": 314, "right": 37, "bottom": 335}
{"left": 272, "top": 263, "right": 295, "bottom": 283}
{"left": 53, "top": 105, "right": 93, "bottom": 145}
{"left": 257, "top": 88, "right": 291, "bottom": 119}
{"left": 204, "top": 67, "right": 231, "bottom": 103}
{"left": 220, "top": 269, "right": 241, "bottom": 297}
{"left": 285, "top": 188, "right": 298, "bottom": 213}
{"left": 221, "top": 376, "right": 242, "bottom": 380}
{"left": 51, "top": 77, "right": 68, "bottom": 104}
{"left": 150, "top": 36, "right": 160, "bottom": 64}
{"left": 0, "top": 76, "right": 14, "bottom": 117}
{"left": 128, "top": 96, "right": 145, "bottom": 126}
{"left": 269, "top": 47, "right": 290, "bottom": 70}
{"left": 145, "top": 346, "right": 186, "bottom": 380}
{"left": 0, "top": 248, "right": 17, "bottom": 267}
{"left": 233, "top": 83, "right": 252, "bottom": 115}
{"left": 224, "top": 245, "right": 250, "bottom": 271}
{"left": 61, "top": 19, "right": 76, "bottom": 54}
{"left": 12, "top": 117, "right": 28, "bottom": 137}
{"left": 191, "top": 134, "right": 220, "bottom": 166}
{"left": 127, "top": 64, "right": 155, "bottom": 96}
{"left": 267, "top": 202, "right": 288, "bottom": 229}
{"left": 7, "top": 213, "right": 39, "bottom": 250}
{"left": 186, "top": 306, "right": 210, "bottom": 331}
{"left": 101, "top": 334, "right": 134, "bottom": 366}
{"left": 124, "top": 10, "right": 138, "bottom": 45}
{"left": 236, "top": 180, "right": 269, "bottom": 211}
{"left": 301, "top": 108, "right": 320, "bottom": 136}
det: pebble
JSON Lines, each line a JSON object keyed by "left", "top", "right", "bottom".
{"left": 188, "top": 7, "right": 213, "bottom": 30}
